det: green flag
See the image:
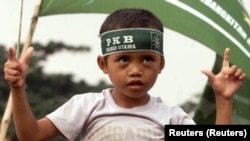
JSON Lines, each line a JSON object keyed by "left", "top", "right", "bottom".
{"left": 38, "top": 0, "right": 250, "bottom": 78}
{"left": 35, "top": 0, "right": 250, "bottom": 123}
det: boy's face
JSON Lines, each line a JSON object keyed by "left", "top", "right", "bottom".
{"left": 98, "top": 51, "right": 165, "bottom": 99}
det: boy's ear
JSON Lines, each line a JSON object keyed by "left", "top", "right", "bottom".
{"left": 97, "top": 55, "right": 108, "bottom": 74}
{"left": 159, "top": 57, "right": 165, "bottom": 73}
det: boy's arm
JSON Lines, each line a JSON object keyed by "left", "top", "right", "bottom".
{"left": 4, "top": 47, "right": 61, "bottom": 140}
{"left": 201, "top": 48, "right": 246, "bottom": 124}
{"left": 214, "top": 95, "right": 233, "bottom": 124}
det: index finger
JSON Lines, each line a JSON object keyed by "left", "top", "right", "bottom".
{"left": 222, "top": 48, "right": 230, "bottom": 68}
{"left": 8, "top": 47, "right": 17, "bottom": 61}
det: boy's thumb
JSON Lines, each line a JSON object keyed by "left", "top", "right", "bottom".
{"left": 21, "top": 47, "right": 34, "bottom": 64}
{"left": 201, "top": 69, "right": 215, "bottom": 81}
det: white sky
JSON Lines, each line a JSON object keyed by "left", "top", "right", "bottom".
{"left": 1, "top": 0, "right": 249, "bottom": 105}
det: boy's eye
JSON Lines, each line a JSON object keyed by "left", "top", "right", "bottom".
{"left": 118, "top": 57, "right": 128, "bottom": 64}
{"left": 143, "top": 57, "right": 153, "bottom": 63}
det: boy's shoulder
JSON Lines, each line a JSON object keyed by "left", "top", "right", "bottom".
{"left": 151, "top": 96, "right": 186, "bottom": 113}
{"left": 68, "top": 88, "right": 112, "bottom": 104}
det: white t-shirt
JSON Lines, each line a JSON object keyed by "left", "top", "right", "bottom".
{"left": 47, "top": 88, "right": 195, "bottom": 141}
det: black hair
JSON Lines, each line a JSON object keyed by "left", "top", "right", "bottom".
{"left": 99, "top": 8, "right": 163, "bottom": 35}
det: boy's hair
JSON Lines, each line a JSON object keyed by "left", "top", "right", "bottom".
{"left": 99, "top": 8, "right": 163, "bottom": 35}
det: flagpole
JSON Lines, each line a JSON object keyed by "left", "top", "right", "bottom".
{"left": 0, "top": 0, "right": 42, "bottom": 140}
{"left": 21, "top": 0, "right": 42, "bottom": 56}
{"left": 0, "top": 93, "right": 13, "bottom": 140}
{"left": 0, "top": 0, "right": 24, "bottom": 139}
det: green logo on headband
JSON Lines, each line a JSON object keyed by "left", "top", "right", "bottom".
{"left": 100, "top": 28, "right": 163, "bottom": 56}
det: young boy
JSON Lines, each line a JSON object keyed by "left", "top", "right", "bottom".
{"left": 4, "top": 8, "right": 246, "bottom": 141}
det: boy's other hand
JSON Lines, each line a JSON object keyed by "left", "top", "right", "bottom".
{"left": 201, "top": 48, "right": 246, "bottom": 99}
{"left": 4, "top": 46, "right": 34, "bottom": 88}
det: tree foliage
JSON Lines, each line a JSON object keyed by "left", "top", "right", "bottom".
{"left": 0, "top": 42, "right": 112, "bottom": 140}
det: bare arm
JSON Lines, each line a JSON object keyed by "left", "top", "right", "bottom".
{"left": 202, "top": 48, "right": 246, "bottom": 124}
{"left": 4, "top": 47, "right": 61, "bottom": 140}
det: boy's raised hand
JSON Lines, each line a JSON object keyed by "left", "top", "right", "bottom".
{"left": 4, "top": 47, "right": 34, "bottom": 88}
{"left": 201, "top": 48, "right": 246, "bottom": 99}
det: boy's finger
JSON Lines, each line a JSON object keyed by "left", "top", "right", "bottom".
{"left": 201, "top": 69, "right": 215, "bottom": 81}
{"left": 8, "top": 47, "right": 17, "bottom": 61}
{"left": 5, "top": 75, "right": 20, "bottom": 84}
{"left": 21, "top": 47, "right": 34, "bottom": 65}
{"left": 5, "top": 68, "right": 21, "bottom": 76}
{"left": 233, "top": 68, "right": 243, "bottom": 78}
{"left": 222, "top": 48, "right": 230, "bottom": 69}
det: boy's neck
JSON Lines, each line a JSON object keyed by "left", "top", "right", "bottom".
{"left": 110, "top": 89, "right": 150, "bottom": 108}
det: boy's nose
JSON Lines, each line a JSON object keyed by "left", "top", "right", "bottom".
{"left": 129, "top": 64, "right": 142, "bottom": 76}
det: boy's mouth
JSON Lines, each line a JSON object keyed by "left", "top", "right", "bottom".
{"left": 127, "top": 80, "right": 144, "bottom": 90}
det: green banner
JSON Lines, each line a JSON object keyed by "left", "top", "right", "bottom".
{"left": 39, "top": 0, "right": 250, "bottom": 78}
{"left": 37, "top": 0, "right": 250, "bottom": 123}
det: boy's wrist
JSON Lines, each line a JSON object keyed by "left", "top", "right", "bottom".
{"left": 215, "top": 94, "right": 233, "bottom": 110}
{"left": 10, "top": 83, "right": 27, "bottom": 91}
